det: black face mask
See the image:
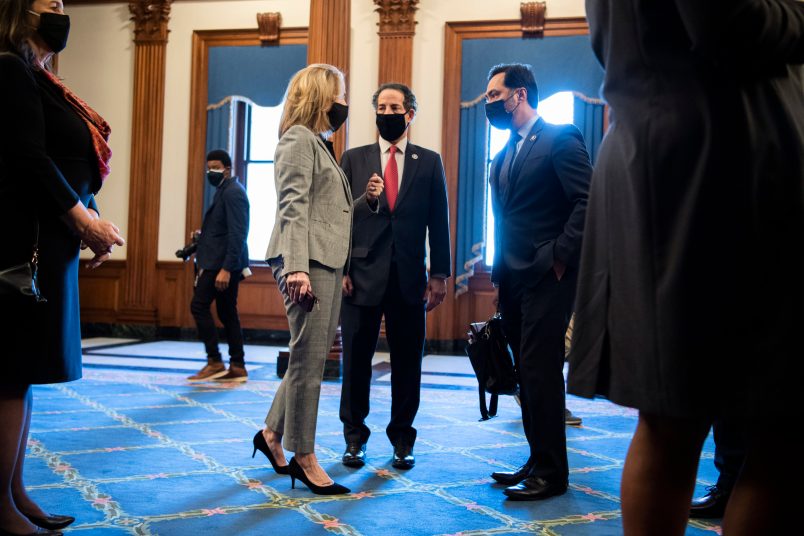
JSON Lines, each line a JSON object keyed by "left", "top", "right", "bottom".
{"left": 30, "top": 11, "right": 70, "bottom": 54}
{"left": 206, "top": 171, "right": 225, "bottom": 187}
{"left": 376, "top": 113, "right": 409, "bottom": 142}
{"left": 484, "top": 93, "right": 520, "bottom": 131}
{"left": 327, "top": 102, "right": 349, "bottom": 133}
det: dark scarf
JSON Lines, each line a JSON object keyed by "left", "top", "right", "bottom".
{"left": 40, "top": 69, "right": 112, "bottom": 182}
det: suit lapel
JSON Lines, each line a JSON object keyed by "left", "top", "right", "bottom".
{"left": 315, "top": 135, "right": 352, "bottom": 203}
{"left": 394, "top": 142, "right": 419, "bottom": 209}
{"left": 204, "top": 181, "right": 225, "bottom": 218}
{"left": 506, "top": 117, "right": 545, "bottom": 206}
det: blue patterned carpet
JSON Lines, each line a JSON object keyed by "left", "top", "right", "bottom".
{"left": 26, "top": 359, "right": 724, "bottom": 535}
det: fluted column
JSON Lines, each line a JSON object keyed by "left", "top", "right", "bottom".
{"left": 375, "top": 0, "right": 418, "bottom": 86}
{"left": 119, "top": 0, "right": 172, "bottom": 323}
{"left": 307, "top": 0, "right": 351, "bottom": 158}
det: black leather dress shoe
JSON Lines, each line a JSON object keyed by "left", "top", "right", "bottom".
{"left": 690, "top": 485, "right": 730, "bottom": 519}
{"left": 392, "top": 444, "right": 415, "bottom": 469}
{"left": 503, "top": 477, "right": 568, "bottom": 501}
{"left": 491, "top": 463, "right": 533, "bottom": 485}
{"left": 342, "top": 443, "right": 367, "bottom": 468}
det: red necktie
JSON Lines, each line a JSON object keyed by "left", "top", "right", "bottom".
{"left": 385, "top": 145, "right": 399, "bottom": 211}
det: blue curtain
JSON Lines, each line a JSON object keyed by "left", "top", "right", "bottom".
{"left": 460, "top": 36, "right": 603, "bottom": 103}
{"left": 202, "top": 44, "right": 308, "bottom": 213}
{"left": 573, "top": 93, "right": 606, "bottom": 164}
{"left": 208, "top": 45, "right": 307, "bottom": 107}
{"left": 203, "top": 99, "right": 235, "bottom": 212}
{"left": 455, "top": 99, "right": 489, "bottom": 296}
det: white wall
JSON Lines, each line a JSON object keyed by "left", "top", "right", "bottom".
{"left": 61, "top": 0, "right": 586, "bottom": 262}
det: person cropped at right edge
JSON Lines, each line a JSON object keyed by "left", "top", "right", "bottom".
{"left": 568, "top": 2, "right": 803, "bottom": 535}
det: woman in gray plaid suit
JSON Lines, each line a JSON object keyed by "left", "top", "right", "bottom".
{"left": 254, "top": 64, "right": 383, "bottom": 495}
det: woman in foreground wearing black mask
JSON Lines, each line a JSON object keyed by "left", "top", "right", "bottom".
{"left": 258, "top": 64, "right": 379, "bottom": 495}
{"left": 0, "top": 1, "right": 125, "bottom": 534}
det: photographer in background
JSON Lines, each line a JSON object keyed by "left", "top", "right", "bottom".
{"left": 187, "top": 149, "right": 251, "bottom": 382}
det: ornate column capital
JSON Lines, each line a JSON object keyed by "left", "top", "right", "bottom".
{"left": 374, "top": 0, "right": 419, "bottom": 38}
{"left": 129, "top": 0, "right": 173, "bottom": 44}
{"left": 521, "top": 1, "right": 546, "bottom": 38}
{"left": 257, "top": 12, "right": 282, "bottom": 46}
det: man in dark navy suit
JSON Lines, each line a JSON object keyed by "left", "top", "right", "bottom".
{"left": 188, "top": 149, "right": 251, "bottom": 382}
{"left": 484, "top": 64, "right": 592, "bottom": 500}
{"left": 339, "top": 83, "right": 451, "bottom": 470}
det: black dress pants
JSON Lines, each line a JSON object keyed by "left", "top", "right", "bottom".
{"left": 499, "top": 266, "right": 575, "bottom": 483}
{"left": 340, "top": 264, "right": 426, "bottom": 448}
{"left": 190, "top": 269, "right": 245, "bottom": 365}
{"left": 712, "top": 419, "right": 747, "bottom": 491}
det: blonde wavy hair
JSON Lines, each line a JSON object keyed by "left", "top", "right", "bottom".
{"left": 279, "top": 63, "right": 345, "bottom": 137}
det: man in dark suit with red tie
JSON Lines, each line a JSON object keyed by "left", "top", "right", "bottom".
{"left": 338, "top": 83, "right": 451, "bottom": 470}
{"left": 484, "top": 64, "right": 592, "bottom": 500}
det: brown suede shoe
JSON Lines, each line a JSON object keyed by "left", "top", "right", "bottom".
{"left": 214, "top": 364, "right": 248, "bottom": 382}
{"left": 187, "top": 361, "right": 227, "bottom": 381}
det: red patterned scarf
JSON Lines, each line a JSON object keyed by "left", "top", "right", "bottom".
{"left": 40, "top": 69, "right": 112, "bottom": 182}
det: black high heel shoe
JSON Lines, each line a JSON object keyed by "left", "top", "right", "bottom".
{"left": 288, "top": 457, "right": 350, "bottom": 495}
{"left": 0, "top": 527, "right": 62, "bottom": 535}
{"left": 22, "top": 512, "right": 74, "bottom": 531}
{"left": 252, "top": 431, "right": 289, "bottom": 475}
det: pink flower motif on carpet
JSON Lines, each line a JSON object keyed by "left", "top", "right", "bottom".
{"left": 464, "top": 502, "right": 483, "bottom": 511}
{"left": 320, "top": 519, "right": 343, "bottom": 529}
{"left": 92, "top": 497, "right": 112, "bottom": 506}
{"left": 374, "top": 469, "right": 392, "bottom": 477}
{"left": 202, "top": 508, "right": 226, "bottom": 516}
{"left": 247, "top": 481, "right": 264, "bottom": 490}
{"left": 351, "top": 491, "right": 373, "bottom": 499}
{"left": 580, "top": 513, "right": 606, "bottom": 522}
{"left": 54, "top": 464, "right": 71, "bottom": 472}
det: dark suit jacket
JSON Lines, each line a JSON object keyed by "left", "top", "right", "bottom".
{"left": 196, "top": 177, "right": 250, "bottom": 272}
{"left": 490, "top": 117, "right": 592, "bottom": 284}
{"left": 341, "top": 141, "right": 451, "bottom": 307}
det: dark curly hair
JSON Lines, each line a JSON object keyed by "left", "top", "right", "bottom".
{"left": 372, "top": 82, "right": 418, "bottom": 112}
{"left": 0, "top": 0, "right": 38, "bottom": 66}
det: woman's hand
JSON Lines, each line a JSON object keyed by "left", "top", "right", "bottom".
{"left": 81, "top": 218, "right": 125, "bottom": 256}
{"left": 366, "top": 173, "right": 384, "bottom": 202}
{"left": 85, "top": 251, "right": 112, "bottom": 269}
{"left": 66, "top": 202, "right": 125, "bottom": 255}
{"left": 79, "top": 208, "right": 100, "bottom": 250}
{"left": 286, "top": 271, "right": 312, "bottom": 304}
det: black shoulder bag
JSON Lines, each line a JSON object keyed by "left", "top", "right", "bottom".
{"left": 0, "top": 222, "right": 47, "bottom": 303}
{"left": 466, "top": 313, "right": 517, "bottom": 420}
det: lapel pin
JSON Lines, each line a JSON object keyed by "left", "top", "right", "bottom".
{"left": 412, "top": 154, "right": 418, "bottom": 160}
{"left": 529, "top": 135, "right": 537, "bottom": 141}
